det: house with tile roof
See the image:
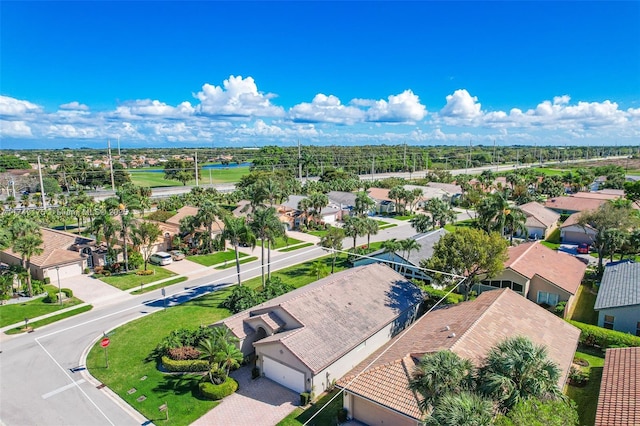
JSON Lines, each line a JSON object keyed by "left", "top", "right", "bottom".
{"left": 474, "top": 241, "right": 587, "bottom": 316}
{"left": 560, "top": 211, "right": 598, "bottom": 244}
{"left": 544, "top": 196, "right": 606, "bottom": 214}
{"left": 367, "top": 188, "right": 395, "bottom": 214}
{"left": 1, "top": 228, "right": 98, "bottom": 280}
{"left": 337, "top": 288, "right": 580, "bottom": 426}
{"left": 595, "top": 347, "right": 640, "bottom": 426}
{"left": 352, "top": 229, "right": 448, "bottom": 284}
{"left": 213, "top": 263, "right": 423, "bottom": 394}
{"left": 594, "top": 261, "right": 640, "bottom": 336}
{"left": 519, "top": 201, "right": 560, "bottom": 240}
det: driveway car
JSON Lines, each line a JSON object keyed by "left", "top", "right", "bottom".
{"left": 577, "top": 243, "right": 590, "bottom": 254}
{"left": 149, "top": 252, "right": 173, "bottom": 266}
{"left": 169, "top": 250, "right": 185, "bottom": 261}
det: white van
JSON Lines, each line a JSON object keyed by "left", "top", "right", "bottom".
{"left": 149, "top": 252, "right": 173, "bottom": 266}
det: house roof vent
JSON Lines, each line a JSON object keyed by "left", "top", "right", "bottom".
{"left": 448, "top": 332, "right": 456, "bottom": 338}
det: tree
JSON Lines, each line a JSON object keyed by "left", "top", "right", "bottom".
{"left": 90, "top": 210, "right": 118, "bottom": 264}
{"left": 424, "top": 228, "right": 508, "bottom": 299}
{"left": 601, "top": 228, "right": 627, "bottom": 261}
{"left": 320, "top": 226, "right": 345, "bottom": 273}
{"left": 389, "top": 186, "right": 408, "bottom": 214}
{"left": 478, "top": 336, "right": 562, "bottom": 411}
{"left": 400, "top": 238, "right": 421, "bottom": 274}
{"left": 196, "top": 199, "right": 224, "bottom": 253}
{"left": 309, "top": 260, "right": 329, "bottom": 280}
{"left": 354, "top": 191, "right": 375, "bottom": 217}
{"left": 12, "top": 232, "right": 44, "bottom": 297}
{"left": 363, "top": 218, "right": 379, "bottom": 248}
{"left": 216, "top": 342, "right": 244, "bottom": 377}
{"left": 308, "top": 192, "right": 329, "bottom": 222}
{"left": 163, "top": 159, "right": 197, "bottom": 186}
{"left": 494, "top": 398, "right": 579, "bottom": 426}
{"left": 477, "top": 192, "right": 526, "bottom": 241}
{"left": 411, "top": 214, "right": 434, "bottom": 233}
{"left": 426, "top": 391, "right": 494, "bottom": 426}
{"left": 221, "top": 216, "right": 256, "bottom": 286}
{"left": 623, "top": 181, "right": 640, "bottom": 209}
{"left": 424, "top": 198, "right": 457, "bottom": 229}
{"left": 130, "top": 221, "right": 162, "bottom": 271}
{"left": 343, "top": 215, "right": 366, "bottom": 250}
{"left": 409, "top": 350, "right": 475, "bottom": 412}
{"left": 250, "top": 206, "right": 284, "bottom": 289}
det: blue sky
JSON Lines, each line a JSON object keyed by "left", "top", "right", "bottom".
{"left": 1, "top": 1, "right": 639, "bottom": 149}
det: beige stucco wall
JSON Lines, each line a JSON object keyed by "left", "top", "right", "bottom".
{"left": 257, "top": 343, "right": 310, "bottom": 377}
{"left": 475, "top": 269, "right": 529, "bottom": 297}
{"left": 344, "top": 392, "right": 419, "bottom": 426}
{"left": 528, "top": 275, "right": 572, "bottom": 305}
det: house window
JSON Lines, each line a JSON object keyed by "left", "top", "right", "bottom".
{"left": 537, "top": 291, "right": 560, "bottom": 306}
{"left": 603, "top": 315, "right": 615, "bottom": 330}
{"left": 512, "top": 282, "right": 524, "bottom": 293}
{"left": 501, "top": 280, "right": 512, "bottom": 288}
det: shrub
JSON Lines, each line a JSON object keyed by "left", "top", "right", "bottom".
{"left": 136, "top": 270, "right": 154, "bottom": 276}
{"left": 222, "top": 285, "right": 262, "bottom": 314}
{"left": 61, "top": 288, "right": 73, "bottom": 298}
{"left": 83, "top": 267, "right": 90, "bottom": 274}
{"left": 103, "top": 271, "right": 111, "bottom": 277}
{"left": 422, "top": 286, "right": 463, "bottom": 307}
{"left": 198, "top": 377, "right": 238, "bottom": 400}
{"left": 128, "top": 252, "right": 143, "bottom": 270}
{"left": 337, "top": 408, "right": 348, "bottom": 423}
{"left": 568, "top": 366, "right": 588, "bottom": 387}
{"left": 43, "top": 277, "right": 51, "bottom": 284}
{"left": 161, "top": 356, "right": 209, "bottom": 372}
{"left": 300, "top": 392, "right": 310, "bottom": 406}
{"left": 167, "top": 346, "right": 201, "bottom": 361}
{"left": 251, "top": 366, "right": 260, "bottom": 379}
{"left": 44, "top": 291, "right": 59, "bottom": 304}
{"left": 568, "top": 320, "right": 640, "bottom": 349}
{"left": 94, "top": 265, "right": 104, "bottom": 274}
{"left": 146, "top": 210, "right": 175, "bottom": 222}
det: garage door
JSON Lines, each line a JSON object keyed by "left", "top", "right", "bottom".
{"left": 262, "top": 356, "right": 305, "bottom": 393}
{"left": 46, "top": 263, "right": 83, "bottom": 281}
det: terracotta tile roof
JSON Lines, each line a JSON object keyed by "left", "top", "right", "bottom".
{"left": 519, "top": 202, "right": 560, "bottom": 229}
{"left": 166, "top": 206, "right": 199, "bottom": 226}
{"left": 572, "top": 191, "right": 621, "bottom": 200}
{"left": 2, "top": 228, "right": 93, "bottom": 268}
{"left": 219, "top": 263, "right": 424, "bottom": 374}
{"left": 367, "top": 188, "right": 392, "bottom": 202}
{"left": 596, "top": 347, "right": 640, "bottom": 426}
{"left": 544, "top": 196, "right": 606, "bottom": 212}
{"left": 338, "top": 288, "right": 580, "bottom": 421}
{"left": 505, "top": 242, "right": 586, "bottom": 295}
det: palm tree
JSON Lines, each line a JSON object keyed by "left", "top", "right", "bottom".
{"left": 411, "top": 214, "right": 434, "bottom": 233}
{"left": 354, "top": 191, "right": 375, "bottom": 217}
{"left": 221, "top": 216, "right": 256, "bottom": 286}
{"left": 308, "top": 192, "right": 329, "bottom": 222}
{"left": 320, "top": 226, "right": 345, "bottom": 273}
{"left": 427, "top": 391, "right": 494, "bottom": 426}
{"left": 477, "top": 192, "right": 523, "bottom": 237}
{"left": 196, "top": 199, "right": 223, "bottom": 253}
{"left": 363, "top": 218, "right": 379, "bottom": 248}
{"left": 503, "top": 207, "right": 528, "bottom": 244}
{"left": 90, "top": 209, "right": 118, "bottom": 264}
{"left": 477, "top": 336, "right": 562, "bottom": 411}
{"left": 343, "top": 215, "right": 366, "bottom": 251}
{"left": 250, "top": 206, "right": 284, "bottom": 288}
{"left": 12, "top": 232, "right": 44, "bottom": 297}
{"left": 409, "top": 350, "right": 474, "bottom": 412}
{"left": 199, "top": 338, "right": 225, "bottom": 384}
{"left": 309, "top": 260, "right": 329, "bottom": 280}
{"left": 216, "top": 342, "right": 244, "bottom": 377}
{"left": 400, "top": 238, "right": 421, "bottom": 275}
{"left": 424, "top": 198, "right": 457, "bottom": 229}
{"left": 381, "top": 238, "right": 402, "bottom": 272}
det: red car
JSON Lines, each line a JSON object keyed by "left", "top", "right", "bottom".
{"left": 577, "top": 243, "right": 590, "bottom": 254}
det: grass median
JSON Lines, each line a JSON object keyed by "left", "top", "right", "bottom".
{"left": 5, "top": 305, "right": 93, "bottom": 335}
{"left": 131, "top": 277, "right": 189, "bottom": 295}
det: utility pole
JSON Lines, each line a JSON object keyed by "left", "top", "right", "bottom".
{"left": 298, "top": 139, "right": 302, "bottom": 181}
{"left": 493, "top": 139, "right": 497, "bottom": 170}
{"left": 10, "top": 179, "right": 16, "bottom": 199}
{"left": 108, "top": 139, "right": 116, "bottom": 191}
{"left": 37, "top": 155, "right": 46, "bottom": 209}
{"left": 117, "top": 136, "right": 121, "bottom": 156}
{"left": 371, "top": 156, "right": 375, "bottom": 181}
{"left": 425, "top": 152, "right": 429, "bottom": 178}
{"left": 403, "top": 143, "right": 407, "bottom": 170}
{"left": 194, "top": 150, "right": 199, "bottom": 187}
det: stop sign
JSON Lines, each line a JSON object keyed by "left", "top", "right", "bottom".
{"left": 100, "top": 338, "right": 110, "bottom": 348}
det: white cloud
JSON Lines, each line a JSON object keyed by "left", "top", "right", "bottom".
{"left": 115, "top": 99, "right": 194, "bottom": 119}
{"left": 60, "top": 101, "right": 89, "bottom": 111}
{"left": 1, "top": 120, "right": 33, "bottom": 137}
{"left": 46, "top": 124, "right": 99, "bottom": 139}
{"left": 0, "top": 96, "right": 42, "bottom": 117}
{"left": 194, "top": 75, "right": 284, "bottom": 118}
{"left": 440, "top": 89, "right": 482, "bottom": 119}
{"left": 365, "top": 90, "right": 427, "bottom": 122}
{"left": 289, "top": 94, "right": 365, "bottom": 124}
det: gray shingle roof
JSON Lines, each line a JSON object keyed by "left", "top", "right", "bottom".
{"left": 327, "top": 191, "right": 358, "bottom": 207}
{"left": 363, "top": 229, "right": 448, "bottom": 267}
{"left": 594, "top": 261, "right": 640, "bottom": 310}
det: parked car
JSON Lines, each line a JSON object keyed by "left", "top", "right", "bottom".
{"left": 169, "top": 250, "right": 185, "bottom": 261}
{"left": 149, "top": 252, "right": 173, "bottom": 266}
{"left": 577, "top": 243, "right": 590, "bottom": 254}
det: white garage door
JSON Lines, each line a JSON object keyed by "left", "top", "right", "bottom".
{"left": 262, "top": 356, "right": 305, "bottom": 393}
{"left": 46, "top": 263, "right": 83, "bottom": 281}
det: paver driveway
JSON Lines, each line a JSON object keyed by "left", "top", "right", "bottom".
{"left": 191, "top": 366, "right": 299, "bottom": 426}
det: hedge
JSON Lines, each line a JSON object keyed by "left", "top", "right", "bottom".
{"left": 568, "top": 320, "right": 640, "bottom": 349}
{"left": 198, "top": 377, "right": 238, "bottom": 400}
{"left": 61, "top": 288, "right": 73, "bottom": 298}
{"left": 161, "top": 356, "right": 209, "bottom": 372}
{"left": 422, "top": 287, "right": 464, "bottom": 305}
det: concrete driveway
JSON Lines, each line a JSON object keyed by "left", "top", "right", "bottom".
{"left": 559, "top": 244, "right": 598, "bottom": 266}
{"left": 192, "top": 366, "right": 299, "bottom": 426}
{"left": 59, "top": 274, "right": 131, "bottom": 306}
{"left": 163, "top": 258, "right": 208, "bottom": 275}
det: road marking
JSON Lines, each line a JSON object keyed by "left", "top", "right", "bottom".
{"left": 42, "top": 379, "right": 86, "bottom": 399}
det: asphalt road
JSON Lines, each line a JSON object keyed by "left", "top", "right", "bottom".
{"left": 0, "top": 221, "right": 417, "bottom": 426}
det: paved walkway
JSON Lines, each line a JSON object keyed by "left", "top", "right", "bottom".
{"left": 192, "top": 366, "right": 299, "bottom": 426}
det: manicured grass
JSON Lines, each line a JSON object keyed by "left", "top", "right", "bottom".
{"left": 277, "top": 389, "right": 343, "bottom": 426}
{"left": 307, "top": 230, "right": 328, "bottom": 238}
{"left": 130, "top": 172, "right": 182, "bottom": 188}
{"left": 378, "top": 223, "right": 397, "bottom": 230}
{"left": 392, "top": 214, "right": 416, "bottom": 221}
{"left": 528, "top": 167, "right": 565, "bottom": 176}
{"left": 258, "top": 236, "right": 303, "bottom": 249}
{"left": 279, "top": 242, "right": 314, "bottom": 252}
{"left": 567, "top": 347, "right": 605, "bottom": 426}
{"left": 129, "top": 167, "right": 250, "bottom": 188}
{"left": 131, "top": 277, "right": 189, "bottom": 295}
{"left": 541, "top": 241, "right": 561, "bottom": 250}
{"left": 188, "top": 250, "right": 248, "bottom": 267}
{"left": 214, "top": 257, "right": 258, "bottom": 269}
{"left": 443, "top": 219, "right": 476, "bottom": 233}
{"left": 570, "top": 284, "right": 598, "bottom": 325}
{"left": 98, "top": 265, "right": 177, "bottom": 291}
{"left": 0, "top": 285, "right": 83, "bottom": 327}
{"left": 5, "top": 305, "right": 93, "bottom": 334}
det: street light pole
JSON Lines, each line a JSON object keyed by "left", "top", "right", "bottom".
{"left": 55, "top": 266, "right": 62, "bottom": 306}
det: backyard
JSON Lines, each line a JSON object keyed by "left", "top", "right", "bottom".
{"left": 567, "top": 346, "right": 605, "bottom": 426}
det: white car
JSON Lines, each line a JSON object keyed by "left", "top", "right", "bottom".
{"left": 149, "top": 252, "right": 173, "bottom": 266}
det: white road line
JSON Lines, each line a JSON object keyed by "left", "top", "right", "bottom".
{"left": 42, "top": 379, "right": 86, "bottom": 399}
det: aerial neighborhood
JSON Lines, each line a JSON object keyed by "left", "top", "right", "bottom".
{"left": 1, "top": 146, "right": 639, "bottom": 426}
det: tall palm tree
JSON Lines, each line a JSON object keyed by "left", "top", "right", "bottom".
{"left": 216, "top": 342, "right": 244, "bottom": 377}
{"left": 90, "top": 209, "right": 118, "bottom": 264}
{"left": 309, "top": 260, "right": 329, "bottom": 280}
{"left": 503, "top": 207, "right": 528, "bottom": 244}
{"left": 354, "top": 191, "right": 375, "bottom": 217}
{"left": 221, "top": 216, "right": 256, "bottom": 286}
{"left": 343, "top": 215, "right": 366, "bottom": 251}
{"left": 411, "top": 214, "right": 434, "bottom": 233}
{"left": 409, "top": 350, "right": 474, "bottom": 412}
{"left": 363, "top": 218, "right": 379, "bottom": 248}
{"left": 320, "top": 226, "right": 344, "bottom": 273}
{"left": 13, "top": 232, "right": 44, "bottom": 297}
{"left": 477, "top": 336, "right": 562, "bottom": 411}
{"left": 477, "top": 192, "right": 524, "bottom": 238}
{"left": 424, "top": 198, "right": 457, "bottom": 229}
{"left": 196, "top": 199, "right": 223, "bottom": 253}
{"left": 308, "top": 192, "right": 329, "bottom": 222}
{"left": 381, "top": 238, "right": 402, "bottom": 272}
{"left": 250, "top": 206, "right": 284, "bottom": 288}
{"left": 400, "top": 238, "right": 421, "bottom": 275}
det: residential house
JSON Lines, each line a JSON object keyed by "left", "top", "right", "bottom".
{"left": 327, "top": 191, "right": 358, "bottom": 210}
{"left": 595, "top": 347, "right": 640, "bottom": 426}
{"left": 0, "top": 228, "right": 103, "bottom": 280}
{"left": 426, "top": 181, "right": 462, "bottom": 195}
{"left": 403, "top": 185, "right": 456, "bottom": 209}
{"left": 281, "top": 195, "right": 343, "bottom": 228}
{"left": 572, "top": 191, "right": 621, "bottom": 201}
{"left": 560, "top": 212, "right": 598, "bottom": 244}
{"left": 594, "top": 261, "right": 640, "bottom": 336}
{"left": 352, "top": 228, "right": 448, "bottom": 283}
{"left": 519, "top": 201, "right": 560, "bottom": 240}
{"left": 544, "top": 196, "right": 606, "bottom": 215}
{"left": 214, "top": 263, "right": 424, "bottom": 394}
{"left": 474, "top": 241, "right": 586, "bottom": 315}
{"left": 367, "top": 188, "right": 395, "bottom": 214}
{"left": 337, "top": 288, "right": 580, "bottom": 426}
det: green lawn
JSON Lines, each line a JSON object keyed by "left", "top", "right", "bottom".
{"left": 131, "top": 277, "right": 189, "bottom": 295}
{"left": 129, "top": 167, "right": 250, "bottom": 188}
{"left": 279, "top": 242, "right": 314, "bottom": 252}
{"left": 277, "top": 389, "right": 344, "bottom": 426}
{"left": 307, "top": 230, "right": 328, "bottom": 238}
{"left": 5, "top": 305, "right": 93, "bottom": 334}
{"left": 567, "top": 347, "right": 605, "bottom": 426}
{"left": 541, "top": 241, "right": 561, "bottom": 250}
{"left": 570, "top": 285, "right": 598, "bottom": 325}
{"left": 528, "top": 167, "right": 565, "bottom": 176}
{"left": 444, "top": 219, "right": 476, "bottom": 233}
{"left": 98, "top": 265, "right": 177, "bottom": 291}
{"left": 0, "top": 285, "right": 84, "bottom": 327}
{"left": 258, "top": 236, "right": 303, "bottom": 249}
{"left": 188, "top": 250, "right": 248, "bottom": 267}
{"left": 378, "top": 223, "right": 397, "bottom": 230}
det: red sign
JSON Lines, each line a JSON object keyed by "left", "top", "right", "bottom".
{"left": 100, "top": 338, "right": 110, "bottom": 348}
